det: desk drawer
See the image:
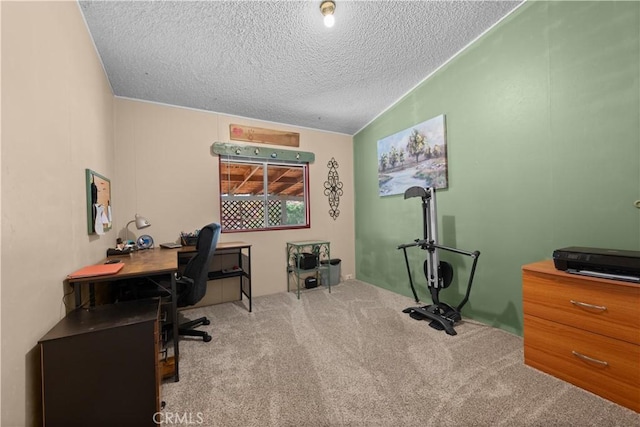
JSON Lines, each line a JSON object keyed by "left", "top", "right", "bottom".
{"left": 524, "top": 314, "right": 640, "bottom": 412}
{"left": 523, "top": 270, "right": 640, "bottom": 344}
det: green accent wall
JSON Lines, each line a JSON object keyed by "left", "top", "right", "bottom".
{"left": 353, "top": 1, "right": 640, "bottom": 336}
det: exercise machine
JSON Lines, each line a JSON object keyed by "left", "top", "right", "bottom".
{"left": 397, "top": 186, "right": 480, "bottom": 336}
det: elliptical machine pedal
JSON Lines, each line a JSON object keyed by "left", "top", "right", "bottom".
{"left": 403, "top": 307, "right": 426, "bottom": 321}
{"left": 403, "top": 304, "right": 458, "bottom": 335}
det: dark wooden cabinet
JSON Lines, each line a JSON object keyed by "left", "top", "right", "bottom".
{"left": 39, "top": 299, "right": 161, "bottom": 427}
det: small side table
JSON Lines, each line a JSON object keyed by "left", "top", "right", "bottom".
{"left": 286, "top": 240, "right": 331, "bottom": 299}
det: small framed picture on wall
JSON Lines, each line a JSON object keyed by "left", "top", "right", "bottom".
{"left": 86, "top": 169, "right": 112, "bottom": 235}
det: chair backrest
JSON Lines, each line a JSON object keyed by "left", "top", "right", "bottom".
{"left": 178, "top": 223, "right": 221, "bottom": 307}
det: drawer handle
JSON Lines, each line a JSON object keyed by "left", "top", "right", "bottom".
{"left": 570, "top": 300, "right": 607, "bottom": 311}
{"left": 572, "top": 350, "right": 608, "bottom": 366}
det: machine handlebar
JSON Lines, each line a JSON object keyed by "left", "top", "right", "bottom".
{"left": 397, "top": 238, "right": 480, "bottom": 258}
{"left": 397, "top": 240, "right": 420, "bottom": 249}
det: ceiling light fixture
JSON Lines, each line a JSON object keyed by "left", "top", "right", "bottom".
{"left": 320, "top": 0, "right": 336, "bottom": 28}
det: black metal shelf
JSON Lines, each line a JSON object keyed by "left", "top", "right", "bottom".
{"left": 208, "top": 269, "right": 245, "bottom": 280}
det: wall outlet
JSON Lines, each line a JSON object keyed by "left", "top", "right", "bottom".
{"left": 344, "top": 274, "right": 353, "bottom": 280}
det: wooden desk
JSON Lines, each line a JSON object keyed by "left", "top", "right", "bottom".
{"left": 66, "top": 242, "right": 253, "bottom": 381}
{"left": 67, "top": 248, "right": 180, "bottom": 381}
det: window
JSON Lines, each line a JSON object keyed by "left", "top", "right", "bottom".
{"left": 219, "top": 158, "right": 310, "bottom": 232}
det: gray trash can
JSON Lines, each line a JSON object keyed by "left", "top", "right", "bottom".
{"left": 320, "top": 259, "right": 341, "bottom": 286}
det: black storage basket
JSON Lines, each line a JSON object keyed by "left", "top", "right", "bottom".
{"left": 297, "top": 253, "right": 318, "bottom": 270}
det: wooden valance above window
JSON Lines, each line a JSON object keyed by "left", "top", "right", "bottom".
{"left": 211, "top": 142, "right": 315, "bottom": 164}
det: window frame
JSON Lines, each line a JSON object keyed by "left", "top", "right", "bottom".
{"left": 218, "top": 156, "right": 311, "bottom": 233}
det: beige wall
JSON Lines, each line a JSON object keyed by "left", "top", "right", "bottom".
{"left": 114, "top": 98, "right": 355, "bottom": 298}
{"left": 1, "top": 2, "right": 115, "bottom": 426}
{"left": 1, "top": 2, "right": 355, "bottom": 425}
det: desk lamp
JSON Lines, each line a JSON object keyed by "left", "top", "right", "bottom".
{"left": 126, "top": 214, "right": 151, "bottom": 242}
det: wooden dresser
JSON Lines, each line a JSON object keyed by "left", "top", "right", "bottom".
{"left": 522, "top": 260, "right": 639, "bottom": 412}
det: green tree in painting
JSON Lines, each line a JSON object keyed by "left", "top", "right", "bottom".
{"left": 389, "top": 146, "right": 399, "bottom": 168}
{"left": 379, "top": 152, "right": 389, "bottom": 171}
{"left": 406, "top": 129, "right": 427, "bottom": 163}
{"left": 423, "top": 144, "right": 432, "bottom": 160}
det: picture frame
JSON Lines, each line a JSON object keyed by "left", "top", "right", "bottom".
{"left": 377, "top": 114, "right": 448, "bottom": 197}
{"left": 85, "top": 169, "right": 112, "bottom": 235}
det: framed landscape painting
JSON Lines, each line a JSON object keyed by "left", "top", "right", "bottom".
{"left": 377, "top": 114, "right": 448, "bottom": 197}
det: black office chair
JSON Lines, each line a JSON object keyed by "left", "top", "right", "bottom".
{"left": 171, "top": 222, "right": 221, "bottom": 342}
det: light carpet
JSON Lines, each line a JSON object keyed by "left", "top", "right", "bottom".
{"left": 161, "top": 280, "right": 639, "bottom": 427}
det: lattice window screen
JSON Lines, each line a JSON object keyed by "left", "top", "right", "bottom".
{"left": 222, "top": 199, "right": 286, "bottom": 230}
{"left": 267, "top": 200, "right": 283, "bottom": 227}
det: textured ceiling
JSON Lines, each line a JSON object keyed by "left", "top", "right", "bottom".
{"left": 79, "top": 1, "right": 523, "bottom": 135}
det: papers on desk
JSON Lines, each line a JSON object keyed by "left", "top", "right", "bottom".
{"left": 67, "top": 262, "right": 124, "bottom": 279}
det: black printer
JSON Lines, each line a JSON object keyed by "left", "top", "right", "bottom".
{"left": 553, "top": 246, "right": 640, "bottom": 283}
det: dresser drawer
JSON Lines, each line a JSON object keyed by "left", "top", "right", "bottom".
{"left": 523, "top": 269, "right": 640, "bottom": 344}
{"left": 524, "top": 314, "right": 640, "bottom": 412}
